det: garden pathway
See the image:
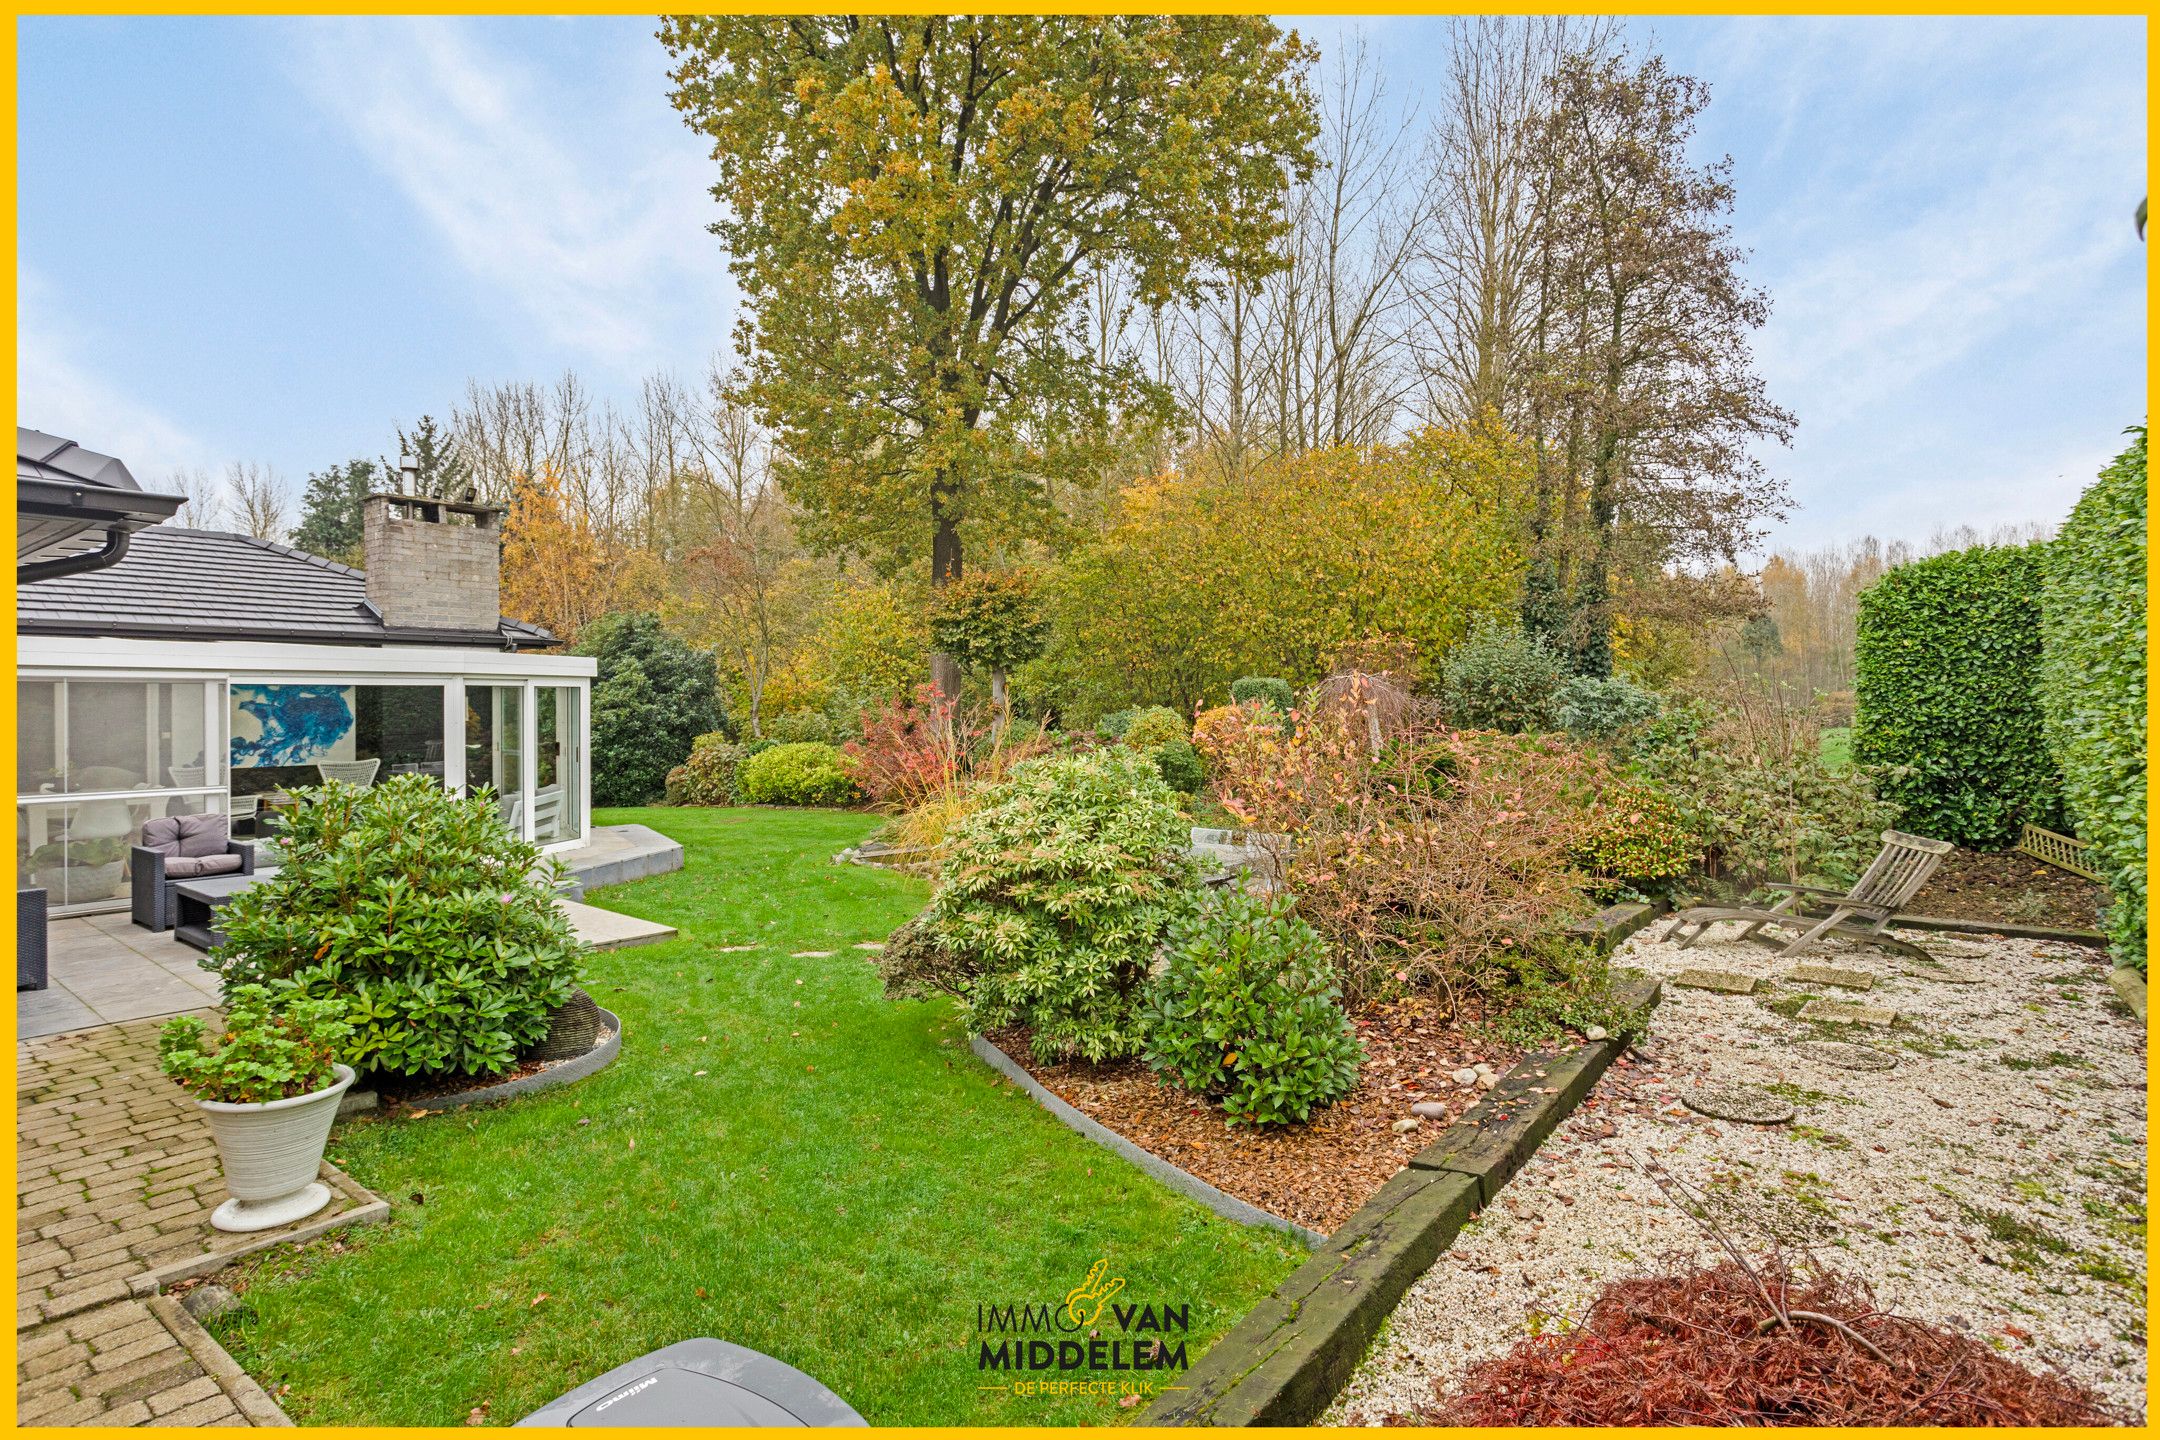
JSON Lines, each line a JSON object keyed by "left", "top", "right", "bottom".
{"left": 16, "top": 1015, "right": 385, "bottom": 1425}
{"left": 1330, "top": 925, "right": 2147, "bottom": 1422}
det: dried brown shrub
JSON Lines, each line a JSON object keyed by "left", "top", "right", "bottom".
{"left": 1425, "top": 1259, "right": 2117, "bottom": 1427}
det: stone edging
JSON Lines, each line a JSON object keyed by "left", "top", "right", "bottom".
{"left": 124, "top": 1163, "right": 389, "bottom": 1302}
{"left": 2108, "top": 967, "right": 2146, "bottom": 1022}
{"left": 147, "top": 1294, "right": 294, "bottom": 1426}
{"left": 1890, "top": 913, "right": 2109, "bottom": 946}
{"left": 396, "top": 1004, "right": 623, "bottom": 1113}
{"left": 1137, "top": 970, "right": 1661, "bottom": 1428}
{"left": 967, "top": 1035, "right": 1326, "bottom": 1249}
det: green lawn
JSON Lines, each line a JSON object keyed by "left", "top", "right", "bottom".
{"left": 1819, "top": 726, "right": 1853, "bottom": 772}
{"left": 206, "top": 807, "right": 1303, "bottom": 1426}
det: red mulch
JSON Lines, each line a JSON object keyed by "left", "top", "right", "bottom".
{"left": 1909, "top": 848, "right": 2106, "bottom": 931}
{"left": 1413, "top": 1259, "right": 2117, "bottom": 1427}
{"left": 987, "top": 997, "right": 1526, "bottom": 1232}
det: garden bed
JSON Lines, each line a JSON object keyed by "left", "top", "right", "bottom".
{"left": 370, "top": 1005, "right": 622, "bottom": 1113}
{"left": 1909, "top": 847, "right": 2107, "bottom": 931}
{"left": 986, "top": 996, "right": 1530, "bottom": 1233}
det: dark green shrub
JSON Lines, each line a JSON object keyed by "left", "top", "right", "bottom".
{"left": 206, "top": 775, "right": 587, "bottom": 1080}
{"left": 736, "top": 742, "right": 860, "bottom": 807}
{"left": 665, "top": 732, "right": 753, "bottom": 805}
{"left": 1552, "top": 674, "right": 1660, "bottom": 742}
{"left": 575, "top": 613, "right": 724, "bottom": 806}
{"left": 1442, "top": 618, "right": 1567, "bottom": 733}
{"left": 2039, "top": 428, "right": 2146, "bottom": 966}
{"left": 1230, "top": 676, "right": 1296, "bottom": 714}
{"left": 1123, "top": 705, "right": 1188, "bottom": 749}
{"left": 1149, "top": 738, "right": 1205, "bottom": 794}
{"left": 159, "top": 986, "right": 352, "bottom": 1104}
{"left": 1139, "top": 891, "right": 1362, "bottom": 1126}
{"left": 1094, "top": 707, "right": 1138, "bottom": 740}
{"left": 926, "top": 748, "right": 1198, "bottom": 1062}
{"left": 1854, "top": 545, "right": 2061, "bottom": 846}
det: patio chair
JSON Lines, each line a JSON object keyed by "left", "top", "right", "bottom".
{"left": 18, "top": 887, "right": 48, "bottom": 992}
{"left": 316, "top": 758, "right": 381, "bottom": 788}
{"left": 1661, "top": 829, "right": 1955, "bottom": 962}
{"left": 131, "top": 813, "right": 256, "bottom": 932}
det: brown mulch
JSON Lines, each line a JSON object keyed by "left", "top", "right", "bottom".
{"left": 988, "top": 999, "right": 1527, "bottom": 1233}
{"left": 1413, "top": 1259, "right": 2118, "bottom": 1426}
{"left": 1908, "top": 847, "right": 2106, "bottom": 932}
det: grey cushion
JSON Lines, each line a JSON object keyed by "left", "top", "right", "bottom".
{"left": 138, "top": 816, "right": 182, "bottom": 857}
{"left": 164, "top": 853, "right": 243, "bottom": 879}
{"left": 174, "top": 813, "right": 230, "bottom": 857}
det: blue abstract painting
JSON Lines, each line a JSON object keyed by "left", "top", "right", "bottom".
{"left": 230, "top": 685, "right": 357, "bottom": 768}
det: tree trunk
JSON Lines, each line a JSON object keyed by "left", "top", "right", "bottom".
{"left": 989, "top": 667, "right": 1009, "bottom": 743}
{"left": 929, "top": 490, "right": 964, "bottom": 699}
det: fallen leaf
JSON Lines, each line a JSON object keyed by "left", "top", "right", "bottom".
{"left": 530, "top": 1292, "right": 548, "bottom": 1308}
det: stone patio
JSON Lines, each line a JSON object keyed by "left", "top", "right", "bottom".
{"left": 22, "top": 901, "right": 673, "bottom": 1042}
{"left": 17, "top": 1015, "right": 391, "bottom": 1424}
{"left": 21, "top": 913, "right": 223, "bottom": 1040}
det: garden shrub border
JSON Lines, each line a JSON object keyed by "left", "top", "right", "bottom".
{"left": 969, "top": 1035, "right": 1326, "bottom": 1248}
{"left": 386, "top": 1002, "right": 623, "bottom": 1114}
{"left": 1136, "top": 968, "right": 1661, "bottom": 1428}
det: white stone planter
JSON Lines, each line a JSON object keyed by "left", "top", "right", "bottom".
{"left": 196, "top": 1063, "right": 355, "bottom": 1233}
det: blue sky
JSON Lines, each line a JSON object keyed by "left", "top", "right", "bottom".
{"left": 16, "top": 14, "right": 2147, "bottom": 555}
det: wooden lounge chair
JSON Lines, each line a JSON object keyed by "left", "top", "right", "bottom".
{"left": 1662, "top": 829, "right": 1955, "bottom": 961}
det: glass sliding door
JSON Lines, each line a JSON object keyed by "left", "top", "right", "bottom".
{"left": 533, "top": 685, "right": 582, "bottom": 844}
{"left": 16, "top": 676, "right": 225, "bottom": 914}
{"left": 464, "top": 684, "right": 525, "bottom": 834}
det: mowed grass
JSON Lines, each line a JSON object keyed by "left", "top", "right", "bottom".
{"left": 205, "top": 806, "right": 1304, "bottom": 1426}
{"left": 1819, "top": 726, "right": 1853, "bottom": 772}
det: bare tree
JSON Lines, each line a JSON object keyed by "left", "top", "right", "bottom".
{"left": 161, "top": 465, "right": 228, "bottom": 532}
{"left": 1412, "top": 16, "right": 1615, "bottom": 430}
{"left": 222, "top": 461, "right": 289, "bottom": 542}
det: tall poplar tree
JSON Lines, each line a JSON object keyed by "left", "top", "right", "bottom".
{"left": 661, "top": 15, "right": 1318, "bottom": 691}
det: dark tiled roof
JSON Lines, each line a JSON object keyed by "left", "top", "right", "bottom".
{"left": 18, "top": 427, "right": 186, "bottom": 570}
{"left": 18, "top": 525, "right": 557, "bottom": 651}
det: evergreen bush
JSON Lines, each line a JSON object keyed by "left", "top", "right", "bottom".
{"left": 575, "top": 613, "right": 724, "bottom": 806}
{"left": 1853, "top": 545, "right": 2061, "bottom": 846}
{"left": 1140, "top": 891, "right": 1362, "bottom": 1126}
{"left": 1442, "top": 618, "right": 1567, "bottom": 733}
{"left": 925, "top": 748, "right": 1198, "bottom": 1062}
{"left": 735, "top": 742, "right": 860, "bottom": 807}
{"left": 2038, "top": 428, "right": 2147, "bottom": 965}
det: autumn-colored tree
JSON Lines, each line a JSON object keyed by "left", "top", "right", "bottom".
{"left": 1039, "top": 418, "right": 1530, "bottom": 719}
{"left": 500, "top": 467, "right": 663, "bottom": 646}
{"left": 659, "top": 16, "right": 1320, "bottom": 693}
{"left": 1517, "top": 51, "right": 1793, "bottom": 675}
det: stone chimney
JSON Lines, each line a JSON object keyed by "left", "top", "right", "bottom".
{"left": 362, "top": 489, "right": 505, "bottom": 634}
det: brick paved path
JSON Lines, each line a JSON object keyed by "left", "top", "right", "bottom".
{"left": 17, "top": 1014, "right": 382, "bottom": 1425}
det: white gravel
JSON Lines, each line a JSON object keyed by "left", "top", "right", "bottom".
{"left": 1328, "top": 923, "right": 2148, "bottom": 1423}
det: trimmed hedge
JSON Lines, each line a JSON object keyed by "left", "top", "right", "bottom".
{"left": 2039, "top": 428, "right": 2147, "bottom": 966}
{"left": 1853, "top": 544, "right": 2062, "bottom": 847}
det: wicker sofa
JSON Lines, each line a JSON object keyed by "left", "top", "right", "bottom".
{"left": 131, "top": 813, "right": 255, "bottom": 932}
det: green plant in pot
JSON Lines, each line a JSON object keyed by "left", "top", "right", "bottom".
{"left": 159, "top": 986, "right": 355, "bottom": 1233}
{"left": 28, "top": 835, "right": 131, "bottom": 903}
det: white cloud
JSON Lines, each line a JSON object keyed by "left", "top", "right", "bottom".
{"left": 286, "top": 16, "right": 734, "bottom": 373}
{"left": 16, "top": 264, "right": 222, "bottom": 483}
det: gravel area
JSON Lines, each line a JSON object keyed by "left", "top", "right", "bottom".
{"left": 1329, "top": 923, "right": 2147, "bottom": 1423}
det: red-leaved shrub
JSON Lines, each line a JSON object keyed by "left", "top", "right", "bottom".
{"left": 1424, "top": 1259, "right": 2115, "bottom": 1427}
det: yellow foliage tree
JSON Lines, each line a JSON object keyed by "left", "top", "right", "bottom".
{"left": 499, "top": 467, "right": 664, "bottom": 647}
{"left": 1038, "top": 419, "right": 1532, "bottom": 719}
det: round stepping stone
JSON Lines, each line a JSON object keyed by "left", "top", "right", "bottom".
{"left": 1681, "top": 1085, "right": 1797, "bottom": 1125}
{"left": 1793, "top": 1039, "right": 1897, "bottom": 1073}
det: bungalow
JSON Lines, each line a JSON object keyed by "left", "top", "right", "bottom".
{"left": 16, "top": 428, "right": 597, "bottom": 916}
